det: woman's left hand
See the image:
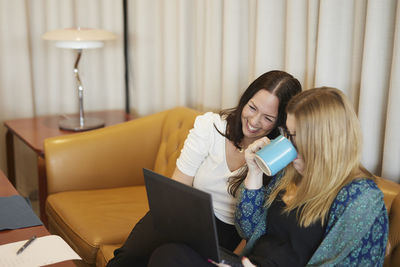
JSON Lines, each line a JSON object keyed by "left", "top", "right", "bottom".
{"left": 292, "top": 154, "right": 305, "bottom": 175}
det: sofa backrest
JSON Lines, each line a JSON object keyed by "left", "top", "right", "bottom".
{"left": 153, "top": 107, "right": 201, "bottom": 177}
{"left": 45, "top": 108, "right": 172, "bottom": 194}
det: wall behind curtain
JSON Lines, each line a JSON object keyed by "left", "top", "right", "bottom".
{"left": 0, "top": 0, "right": 399, "bottom": 183}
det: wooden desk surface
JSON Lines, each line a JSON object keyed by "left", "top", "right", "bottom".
{"left": 4, "top": 110, "right": 131, "bottom": 156}
{"left": 0, "top": 169, "right": 18, "bottom": 196}
{"left": 0, "top": 170, "right": 76, "bottom": 266}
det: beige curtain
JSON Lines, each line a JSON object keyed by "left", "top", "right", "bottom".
{"left": 0, "top": 0, "right": 399, "bottom": 183}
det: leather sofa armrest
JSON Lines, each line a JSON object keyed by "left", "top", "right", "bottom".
{"left": 376, "top": 176, "right": 400, "bottom": 267}
{"left": 45, "top": 109, "right": 169, "bottom": 195}
{"left": 385, "top": 192, "right": 400, "bottom": 266}
{"left": 376, "top": 176, "right": 400, "bottom": 211}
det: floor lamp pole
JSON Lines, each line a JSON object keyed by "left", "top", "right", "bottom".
{"left": 123, "top": 0, "right": 130, "bottom": 114}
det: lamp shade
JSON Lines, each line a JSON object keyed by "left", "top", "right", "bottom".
{"left": 42, "top": 27, "right": 116, "bottom": 49}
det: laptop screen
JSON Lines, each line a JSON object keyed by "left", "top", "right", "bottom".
{"left": 143, "top": 168, "right": 221, "bottom": 262}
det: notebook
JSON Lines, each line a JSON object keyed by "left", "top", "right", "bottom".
{"left": 0, "top": 195, "right": 42, "bottom": 230}
{"left": 143, "top": 168, "right": 243, "bottom": 266}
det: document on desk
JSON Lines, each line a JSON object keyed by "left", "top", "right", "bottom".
{"left": 0, "top": 235, "right": 81, "bottom": 267}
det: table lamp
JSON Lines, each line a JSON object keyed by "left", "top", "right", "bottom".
{"left": 42, "top": 27, "right": 116, "bottom": 131}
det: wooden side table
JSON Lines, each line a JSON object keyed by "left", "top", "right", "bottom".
{"left": 0, "top": 169, "right": 76, "bottom": 266}
{"left": 4, "top": 110, "right": 132, "bottom": 225}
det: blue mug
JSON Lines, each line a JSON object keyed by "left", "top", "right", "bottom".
{"left": 254, "top": 135, "right": 297, "bottom": 176}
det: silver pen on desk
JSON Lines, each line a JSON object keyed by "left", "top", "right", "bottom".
{"left": 16, "top": 235, "right": 37, "bottom": 255}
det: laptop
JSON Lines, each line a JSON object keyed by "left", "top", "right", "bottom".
{"left": 143, "top": 168, "right": 243, "bottom": 266}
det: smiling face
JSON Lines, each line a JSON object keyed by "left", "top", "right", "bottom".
{"left": 241, "top": 89, "right": 279, "bottom": 144}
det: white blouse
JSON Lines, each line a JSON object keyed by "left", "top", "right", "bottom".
{"left": 176, "top": 112, "right": 243, "bottom": 225}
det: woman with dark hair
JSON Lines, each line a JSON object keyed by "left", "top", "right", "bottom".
{"left": 106, "top": 70, "right": 302, "bottom": 267}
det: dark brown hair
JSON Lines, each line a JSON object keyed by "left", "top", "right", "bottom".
{"left": 218, "top": 70, "right": 302, "bottom": 196}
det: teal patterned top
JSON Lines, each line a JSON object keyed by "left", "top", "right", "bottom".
{"left": 235, "top": 175, "right": 388, "bottom": 266}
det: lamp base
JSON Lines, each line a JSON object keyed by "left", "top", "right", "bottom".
{"left": 59, "top": 117, "right": 105, "bottom": 132}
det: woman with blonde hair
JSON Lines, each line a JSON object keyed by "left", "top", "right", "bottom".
{"left": 235, "top": 87, "right": 388, "bottom": 266}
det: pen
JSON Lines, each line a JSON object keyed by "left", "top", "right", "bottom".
{"left": 16, "top": 235, "right": 37, "bottom": 255}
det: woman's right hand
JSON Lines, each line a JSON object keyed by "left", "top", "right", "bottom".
{"left": 208, "top": 256, "right": 256, "bottom": 267}
{"left": 244, "top": 137, "right": 270, "bottom": 189}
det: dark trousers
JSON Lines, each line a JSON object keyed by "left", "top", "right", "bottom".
{"left": 106, "top": 211, "right": 241, "bottom": 267}
{"left": 148, "top": 243, "right": 215, "bottom": 267}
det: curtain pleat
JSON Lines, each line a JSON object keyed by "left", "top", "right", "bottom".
{"left": 314, "top": 0, "right": 355, "bottom": 98}
{"left": 198, "top": 0, "right": 223, "bottom": 111}
{"left": 382, "top": 1, "right": 400, "bottom": 181}
{"left": 304, "top": 0, "right": 319, "bottom": 90}
{"left": 0, "top": 0, "right": 399, "bottom": 182}
{"left": 358, "top": 0, "right": 397, "bottom": 175}
{"left": 221, "top": 0, "right": 248, "bottom": 109}
{"left": 285, "top": 0, "right": 307, "bottom": 87}
{"left": 0, "top": 0, "right": 33, "bottom": 119}
{"left": 253, "top": 0, "right": 286, "bottom": 76}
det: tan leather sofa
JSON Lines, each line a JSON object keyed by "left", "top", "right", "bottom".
{"left": 44, "top": 107, "right": 201, "bottom": 266}
{"left": 44, "top": 106, "right": 400, "bottom": 267}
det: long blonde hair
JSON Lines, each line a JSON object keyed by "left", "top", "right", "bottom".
{"left": 266, "top": 87, "right": 373, "bottom": 227}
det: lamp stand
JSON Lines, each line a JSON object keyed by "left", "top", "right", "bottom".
{"left": 59, "top": 49, "right": 105, "bottom": 131}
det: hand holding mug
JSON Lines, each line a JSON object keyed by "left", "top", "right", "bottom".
{"left": 254, "top": 135, "right": 297, "bottom": 176}
{"left": 244, "top": 137, "right": 271, "bottom": 189}
{"left": 244, "top": 137, "right": 271, "bottom": 174}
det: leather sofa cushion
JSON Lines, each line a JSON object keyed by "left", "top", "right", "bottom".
{"left": 46, "top": 186, "right": 148, "bottom": 264}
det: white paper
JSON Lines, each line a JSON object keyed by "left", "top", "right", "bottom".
{"left": 0, "top": 235, "right": 81, "bottom": 267}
